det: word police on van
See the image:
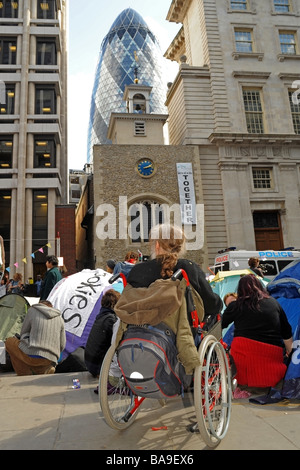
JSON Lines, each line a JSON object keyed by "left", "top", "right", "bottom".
{"left": 213, "top": 249, "right": 300, "bottom": 280}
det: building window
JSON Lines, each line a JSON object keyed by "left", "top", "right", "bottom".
{"left": 243, "top": 89, "right": 264, "bottom": 133}
{"left": 274, "top": 0, "right": 291, "bottom": 12}
{"left": 32, "top": 190, "right": 48, "bottom": 261}
{"left": 230, "top": 0, "right": 248, "bottom": 10}
{"left": 235, "top": 29, "right": 253, "bottom": 52}
{"left": 252, "top": 168, "right": 273, "bottom": 189}
{"left": 0, "top": 136, "right": 13, "bottom": 168}
{"left": 34, "top": 137, "right": 56, "bottom": 168}
{"left": 279, "top": 31, "right": 297, "bottom": 54}
{"left": 37, "top": 0, "right": 57, "bottom": 20}
{"left": 0, "top": 85, "right": 15, "bottom": 114}
{"left": 0, "top": 0, "right": 18, "bottom": 18}
{"left": 36, "top": 39, "right": 57, "bottom": 65}
{"left": 0, "top": 190, "right": 11, "bottom": 263}
{"left": 0, "top": 37, "right": 17, "bottom": 64}
{"left": 129, "top": 201, "right": 164, "bottom": 243}
{"left": 134, "top": 121, "right": 145, "bottom": 136}
{"left": 35, "top": 85, "right": 56, "bottom": 114}
{"left": 289, "top": 90, "right": 300, "bottom": 134}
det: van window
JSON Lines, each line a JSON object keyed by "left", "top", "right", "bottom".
{"left": 215, "top": 261, "right": 229, "bottom": 274}
{"left": 277, "top": 260, "right": 295, "bottom": 272}
{"left": 259, "top": 260, "right": 277, "bottom": 277}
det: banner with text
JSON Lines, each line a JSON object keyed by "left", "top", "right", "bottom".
{"left": 176, "top": 163, "right": 197, "bottom": 225}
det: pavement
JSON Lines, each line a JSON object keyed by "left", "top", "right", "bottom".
{"left": 0, "top": 371, "right": 300, "bottom": 452}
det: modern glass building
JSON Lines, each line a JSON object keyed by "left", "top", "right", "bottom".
{"left": 87, "top": 8, "right": 168, "bottom": 162}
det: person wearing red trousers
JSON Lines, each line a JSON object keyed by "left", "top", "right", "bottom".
{"left": 222, "top": 274, "right": 293, "bottom": 389}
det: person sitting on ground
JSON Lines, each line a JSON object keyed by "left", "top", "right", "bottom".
{"left": 114, "top": 223, "right": 223, "bottom": 376}
{"left": 85, "top": 289, "right": 121, "bottom": 378}
{"left": 222, "top": 274, "right": 293, "bottom": 389}
{"left": 223, "top": 292, "right": 237, "bottom": 307}
{"left": 7, "top": 273, "right": 24, "bottom": 295}
{"left": 5, "top": 300, "right": 66, "bottom": 376}
{"left": 40, "top": 255, "right": 62, "bottom": 300}
{"left": 248, "top": 257, "right": 264, "bottom": 278}
{"left": 113, "top": 251, "right": 139, "bottom": 278}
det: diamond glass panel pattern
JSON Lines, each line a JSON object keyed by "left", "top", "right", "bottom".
{"left": 87, "top": 8, "right": 167, "bottom": 161}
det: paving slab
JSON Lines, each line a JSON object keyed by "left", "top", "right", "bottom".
{"left": 0, "top": 371, "right": 299, "bottom": 452}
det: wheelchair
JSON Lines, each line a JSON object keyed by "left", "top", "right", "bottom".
{"left": 98, "top": 269, "right": 233, "bottom": 448}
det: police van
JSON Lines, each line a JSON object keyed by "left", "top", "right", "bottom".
{"left": 213, "top": 249, "right": 300, "bottom": 280}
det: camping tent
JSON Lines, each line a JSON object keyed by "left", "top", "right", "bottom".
{"left": 0, "top": 294, "right": 30, "bottom": 341}
{"left": 267, "top": 260, "right": 300, "bottom": 399}
{"left": 47, "top": 269, "right": 123, "bottom": 361}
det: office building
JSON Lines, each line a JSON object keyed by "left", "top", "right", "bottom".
{"left": 165, "top": 0, "right": 300, "bottom": 262}
{"left": 87, "top": 7, "right": 168, "bottom": 162}
{"left": 0, "top": 0, "right": 68, "bottom": 279}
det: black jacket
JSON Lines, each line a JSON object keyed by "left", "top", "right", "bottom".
{"left": 127, "top": 258, "right": 222, "bottom": 317}
{"left": 84, "top": 307, "right": 117, "bottom": 377}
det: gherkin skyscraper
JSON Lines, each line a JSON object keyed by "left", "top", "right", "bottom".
{"left": 87, "top": 8, "right": 168, "bottom": 162}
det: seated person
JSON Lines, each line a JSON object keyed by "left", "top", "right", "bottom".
{"left": 222, "top": 274, "right": 293, "bottom": 388}
{"left": 85, "top": 289, "right": 121, "bottom": 377}
{"left": 5, "top": 300, "right": 66, "bottom": 376}
{"left": 114, "top": 223, "right": 222, "bottom": 377}
{"left": 248, "top": 257, "right": 264, "bottom": 278}
{"left": 113, "top": 251, "right": 139, "bottom": 278}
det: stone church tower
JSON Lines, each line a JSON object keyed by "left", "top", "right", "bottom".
{"left": 92, "top": 82, "right": 208, "bottom": 270}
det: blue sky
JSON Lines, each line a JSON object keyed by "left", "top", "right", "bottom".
{"left": 68, "top": 1, "right": 181, "bottom": 170}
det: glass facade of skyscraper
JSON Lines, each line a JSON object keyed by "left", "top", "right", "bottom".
{"left": 87, "top": 8, "right": 168, "bottom": 162}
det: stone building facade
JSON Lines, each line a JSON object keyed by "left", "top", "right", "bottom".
{"left": 165, "top": 0, "right": 300, "bottom": 264}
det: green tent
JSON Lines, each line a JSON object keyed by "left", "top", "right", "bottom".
{"left": 0, "top": 294, "right": 29, "bottom": 341}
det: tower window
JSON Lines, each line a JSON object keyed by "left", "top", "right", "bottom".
{"left": 0, "top": 136, "right": 13, "bottom": 168}
{"left": 0, "top": 85, "right": 15, "bottom": 115}
{"left": 0, "top": 0, "right": 18, "bottom": 18}
{"left": 37, "top": 0, "right": 57, "bottom": 20}
{"left": 134, "top": 121, "right": 145, "bottom": 136}
{"left": 0, "top": 37, "right": 17, "bottom": 65}
{"left": 36, "top": 39, "right": 57, "bottom": 65}
{"left": 35, "top": 85, "right": 57, "bottom": 114}
{"left": 34, "top": 137, "right": 56, "bottom": 168}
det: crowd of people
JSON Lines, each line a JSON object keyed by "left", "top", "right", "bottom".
{"left": 0, "top": 225, "right": 294, "bottom": 401}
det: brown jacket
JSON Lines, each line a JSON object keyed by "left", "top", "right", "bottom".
{"left": 114, "top": 278, "right": 200, "bottom": 375}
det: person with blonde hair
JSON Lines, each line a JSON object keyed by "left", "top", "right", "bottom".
{"left": 127, "top": 223, "right": 222, "bottom": 318}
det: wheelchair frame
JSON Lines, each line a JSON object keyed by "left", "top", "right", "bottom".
{"left": 98, "top": 269, "right": 233, "bottom": 448}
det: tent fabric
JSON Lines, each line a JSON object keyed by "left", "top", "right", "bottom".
{"left": 47, "top": 269, "right": 123, "bottom": 361}
{"left": 0, "top": 294, "right": 29, "bottom": 341}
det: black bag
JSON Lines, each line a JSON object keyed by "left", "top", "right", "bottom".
{"left": 117, "top": 322, "right": 187, "bottom": 400}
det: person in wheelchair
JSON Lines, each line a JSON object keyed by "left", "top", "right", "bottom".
{"left": 114, "top": 223, "right": 223, "bottom": 377}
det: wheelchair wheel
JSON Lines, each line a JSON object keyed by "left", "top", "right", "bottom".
{"left": 99, "top": 344, "right": 143, "bottom": 430}
{"left": 194, "top": 335, "right": 232, "bottom": 448}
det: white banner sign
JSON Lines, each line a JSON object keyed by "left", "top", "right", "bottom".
{"left": 176, "top": 163, "right": 197, "bottom": 225}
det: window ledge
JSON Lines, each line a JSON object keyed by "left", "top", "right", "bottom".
{"left": 232, "top": 51, "right": 264, "bottom": 61}
{"left": 227, "top": 8, "right": 257, "bottom": 14}
{"left": 277, "top": 53, "right": 300, "bottom": 62}
{"left": 271, "top": 11, "right": 300, "bottom": 17}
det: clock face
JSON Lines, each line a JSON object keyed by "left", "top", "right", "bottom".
{"left": 136, "top": 159, "right": 155, "bottom": 178}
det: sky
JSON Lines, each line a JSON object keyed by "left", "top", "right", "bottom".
{"left": 68, "top": 0, "right": 181, "bottom": 170}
